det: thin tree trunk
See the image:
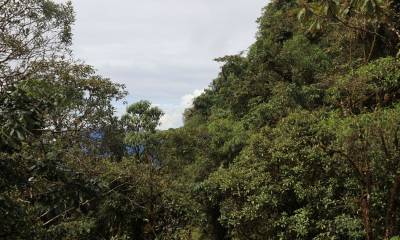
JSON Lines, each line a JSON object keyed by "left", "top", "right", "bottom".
{"left": 361, "top": 192, "right": 373, "bottom": 240}
{"left": 384, "top": 176, "right": 400, "bottom": 240}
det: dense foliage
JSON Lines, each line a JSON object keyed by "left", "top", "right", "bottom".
{"left": 1, "top": 0, "right": 400, "bottom": 239}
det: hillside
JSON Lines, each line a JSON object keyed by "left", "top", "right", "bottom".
{"left": 1, "top": 0, "right": 400, "bottom": 239}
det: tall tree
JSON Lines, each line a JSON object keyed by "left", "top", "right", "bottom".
{"left": 122, "top": 100, "right": 164, "bottom": 158}
{"left": 0, "top": 0, "right": 74, "bottom": 91}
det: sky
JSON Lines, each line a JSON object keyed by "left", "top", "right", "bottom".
{"left": 70, "top": 0, "right": 267, "bottom": 129}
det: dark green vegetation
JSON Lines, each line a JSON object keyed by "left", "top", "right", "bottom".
{"left": 1, "top": 0, "right": 400, "bottom": 239}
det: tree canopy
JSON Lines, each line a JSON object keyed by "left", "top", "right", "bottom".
{"left": 1, "top": 0, "right": 400, "bottom": 239}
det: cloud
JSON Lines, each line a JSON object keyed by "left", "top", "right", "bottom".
{"left": 159, "top": 89, "right": 204, "bottom": 129}
{"left": 68, "top": 0, "right": 267, "bottom": 128}
{"left": 181, "top": 89, "right": 204, "bottom": 109}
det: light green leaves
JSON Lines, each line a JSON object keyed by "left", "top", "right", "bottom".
{"left": 122, "top": 100, "right": 164, "bottom": 158}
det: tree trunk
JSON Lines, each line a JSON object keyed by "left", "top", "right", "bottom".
{"left": 384, "top": 176, "right": 400, "bottom": 240}
{"left": 361, "top": 192, "right": 374, "bottom": 240}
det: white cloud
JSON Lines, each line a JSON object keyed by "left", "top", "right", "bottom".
{"left": 159, "top": 109, "right": 182, "bottom": 130}
{"left": 159, "top": 89, "right": 204, "bottom": 129}
{"left": 68, "top": 0, "right": 267, "bottom": 129}
{"left": 181, "top": 89, "right": 204, "bottom": 109}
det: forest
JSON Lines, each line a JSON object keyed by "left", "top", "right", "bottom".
{"left": 1, "top": 0, "right": 400, "bottom": 239}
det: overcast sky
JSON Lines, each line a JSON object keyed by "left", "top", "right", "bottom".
{"left": 70, "top": 0, "right": 268, "bottom": 129}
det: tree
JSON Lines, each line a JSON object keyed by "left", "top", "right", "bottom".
{"left": 4, "top": 0, "right": 400, "bottom": 238}
{"left": 122, "top": 100, "right": 164, "bottom": 158}
{"left": 298, "top": 0, "right": 400, "bottom": 61}
{"left": 0, "top": 0, "right": 74, "bottom": 92}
